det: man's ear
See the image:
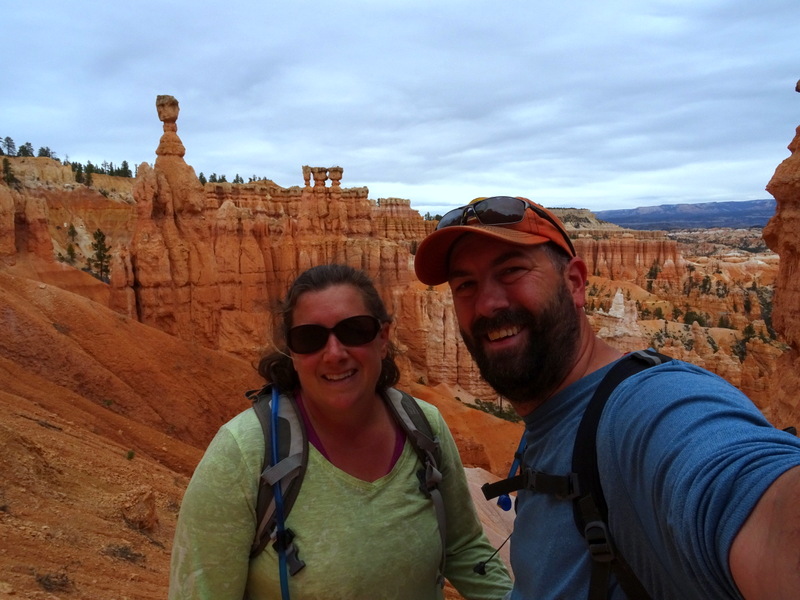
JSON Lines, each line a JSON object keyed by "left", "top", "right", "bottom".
{"left": 565, "top": 257, "right": 589, "bottom": 308}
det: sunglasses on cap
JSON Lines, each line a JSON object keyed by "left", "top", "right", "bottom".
{"left": 287, "top": 315, "right": 382, "bottom": 354}
{"left": 436, "top": 195, "right": 576, "bottom": 257}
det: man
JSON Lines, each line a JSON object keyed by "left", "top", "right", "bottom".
{"left": 414, "top": 196, "right": 800, "bottom": 599}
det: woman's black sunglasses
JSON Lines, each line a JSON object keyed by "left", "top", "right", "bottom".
{"left": 287, "top": 315, "right": 382, "bottom": 354}
{"left": 436, "top": 196, "right": 576, "bottom": 257}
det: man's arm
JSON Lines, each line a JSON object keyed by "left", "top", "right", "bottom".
{"left": 730, "top": 464, "right": 800, "bottom": 599}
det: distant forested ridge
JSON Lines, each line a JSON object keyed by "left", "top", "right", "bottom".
{"left": 595, "top": 199, "right": 776, "bottom": 230}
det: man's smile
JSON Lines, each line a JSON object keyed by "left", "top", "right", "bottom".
{"left": 487, "top": 325, "right": 522, "bottom": 342}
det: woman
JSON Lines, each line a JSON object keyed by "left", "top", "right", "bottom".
{"left": 169, "top": 264, "right": 512, "bottom": 599}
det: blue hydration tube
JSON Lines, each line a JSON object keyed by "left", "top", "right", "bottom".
{"left": 473, "top": 431, "right": 526, "bottom": 575}
{"left": 270, "top": 386, "right": 291, "bottom": 600}
{"left": 497, "top": 432, "right": 527, "bottom": 511}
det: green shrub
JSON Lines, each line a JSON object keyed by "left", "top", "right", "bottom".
{"left": 472, "top": 399, "right": 521, "bottom": 423}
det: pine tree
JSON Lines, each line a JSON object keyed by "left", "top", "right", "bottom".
{"left": 65, "top": 243, "right": 77, "bottom": 265}
{"left": 2, "top": 137, "right": 16, "bottom": 155}
{"left": 86, "top": 229, "right": 111, "bottom": 282}
{"left": 3, "top": 158, "right": 20, "bottom": 187}
{"left": 17, "top": 142, "right": 34, "bottom": 157}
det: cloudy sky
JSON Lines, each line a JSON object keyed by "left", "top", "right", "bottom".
{"left": 4, "top": 0, "right": 798, "bottom": 216}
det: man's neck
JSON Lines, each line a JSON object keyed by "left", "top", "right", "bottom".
{"left": 564, "top": 318, "right": 623, "bottom": 387}
{"left": 512, "top": 320, "right": 623, "bottom": 418}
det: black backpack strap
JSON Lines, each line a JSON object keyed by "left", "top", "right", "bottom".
{"left": 482, "top": 468, "right": 578, "bottom": 501}
{"left": 572, "top": 349, "right": 672, "bottom": 600}
{"left": 246, "top": 386, "right": 308, "bottom": 575}
{"left": 384, "top": 388, "right": 447, "bottom": 588}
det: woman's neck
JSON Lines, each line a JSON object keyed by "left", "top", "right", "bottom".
{"left": 297, "top": 390, "right": 402, "bottom": 481}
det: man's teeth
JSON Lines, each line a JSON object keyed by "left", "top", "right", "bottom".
{"left": 487, "top": 326, "right": 520, "bottom": 341}
{"left": 325, "top": 370, "right": 355, "bottom": 381}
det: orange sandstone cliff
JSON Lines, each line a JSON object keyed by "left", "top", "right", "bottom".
{"left": 763, "top": 124, "right": 800, "bottom": 425}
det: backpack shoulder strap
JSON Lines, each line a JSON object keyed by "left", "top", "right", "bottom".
{"left": 572, "top": 349, "right": 672, "bottom": 600}
{"left": 384, "top": 388, "right": 447, "bottom": 588}
{"left": 384, "top": 387, "right": 441, "bottom": 463}
{"left": 246, "top": 385, "right": 308, "bottom": 574}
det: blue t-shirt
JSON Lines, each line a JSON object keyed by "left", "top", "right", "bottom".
{"left": 508, "top": 356, "right": 800, "bottom": 599}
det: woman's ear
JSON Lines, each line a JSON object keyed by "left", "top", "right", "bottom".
{"left": 379, "top": 322, "right": 391, "bottom": 358}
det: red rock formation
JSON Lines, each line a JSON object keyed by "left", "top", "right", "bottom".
{"left": 10, "top": 187, "right": 53, "bottom": 260}
{"left": 763, "top": 124, "right": 800, "bottom": 428}
{"left": 0, "top": 184, "right": 15, "bottom": 260}
{"left": 575, "top": 235, "right": 685, "bottom": 285}
{"left": 122, "top": 96, "right": 431, "bottom": 363}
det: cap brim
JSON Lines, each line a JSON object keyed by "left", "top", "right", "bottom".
{"left": 414, "top": 224, "right": 553, "bottom": 286}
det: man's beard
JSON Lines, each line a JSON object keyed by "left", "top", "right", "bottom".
{"left": 460, "top": 280, "right": 581, "bottom": 406}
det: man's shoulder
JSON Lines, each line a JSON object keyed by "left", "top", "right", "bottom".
{"left": 598, "top": 351, "right": 754, "bottom": 429}
{"left": 614, "top": 352, "right": 731, "bottom": 390}
{"left": 594, "top": 350, "right": 728, "bottom": 389}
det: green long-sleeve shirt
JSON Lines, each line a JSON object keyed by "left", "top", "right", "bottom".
{"left": 169, "top": 395, "right": 512, "bottom": 600}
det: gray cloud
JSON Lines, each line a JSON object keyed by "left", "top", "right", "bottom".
{"left": 4, "top": 0, "right": 798, "bottom": 216}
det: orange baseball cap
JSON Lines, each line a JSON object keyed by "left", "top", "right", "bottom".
{"left": 414, "top": 196, "right": 575, "bottom": 285}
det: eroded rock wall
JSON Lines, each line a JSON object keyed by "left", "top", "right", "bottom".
{"left": 120, "top": 96, "right": 430, "bottom": 362}
{"left": 763, "top": 125, "right": 800, "bottom": 427}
